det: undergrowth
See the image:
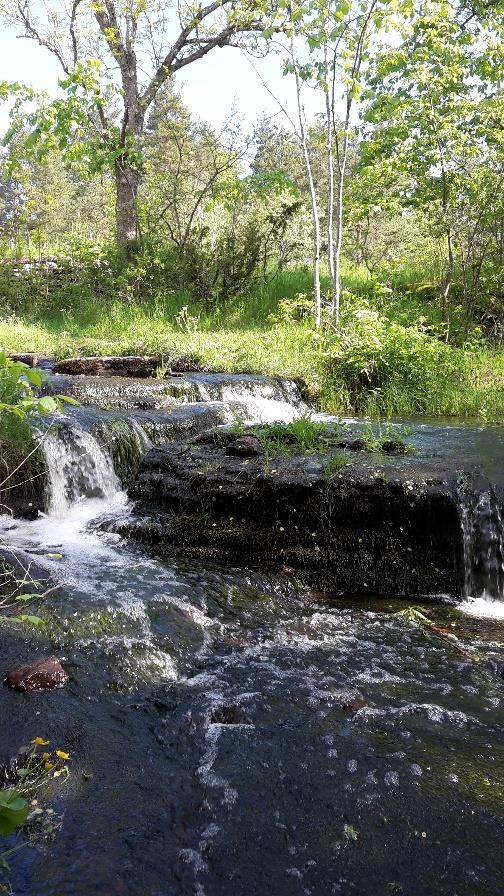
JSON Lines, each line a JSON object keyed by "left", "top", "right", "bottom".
{"left": 0, "top": 417, "right": 46, "bottom": 514}
{"left": 0, "top": 260, "right": 502, "bottom": 422}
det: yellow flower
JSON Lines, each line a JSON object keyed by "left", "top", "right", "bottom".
{"left": 44, "top": 761, "right": 54, "bottom": 771}
{"left": 41, "top": 752, "right": 51, "bottom": 761}
{"left": 33, "top": 737, "right": 50, "bottom": 746}
{"left": 55, "top": 750, "right": 70, "bottom": 761}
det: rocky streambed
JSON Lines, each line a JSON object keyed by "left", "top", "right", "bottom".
{"left": 0, "top": 358, "right": 503, "bottom": 896}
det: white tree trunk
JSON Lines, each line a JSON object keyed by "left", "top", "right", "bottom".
{"left": 325, "top": 46, "right": 335, "bottom": 283}
{"left": 332, "top": 146, "right": 348, "bottom": 327}
{"left": 292, "top": 34, "right": 322, "bottom": 328}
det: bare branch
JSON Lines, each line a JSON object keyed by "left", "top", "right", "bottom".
{"left": 69, "top": 0, "right": 82, "bottom": 66}
{"left": 16, "top": 0, "right": 71, "bottom": 74}
{"left": 140, "top": 0, "right": 268, "bottom": 111}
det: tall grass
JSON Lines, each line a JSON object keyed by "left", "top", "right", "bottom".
{"left": 0, "top": 263, "right": 502, "bottom": 422}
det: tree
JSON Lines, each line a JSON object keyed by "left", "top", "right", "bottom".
{"left": 142, "top": 87, "right": 247, "bottom": 262}
{"left": 362, "top": 0, "right": 503, "bottom": 334}
{"left": 278, "top": 0, "right": 409, "bottom": 326}
{"left": 0, "top": 134, "right": 113, "bottom": 251}
{"left": 2, "top": 0, "right": 275, "bottom": 251}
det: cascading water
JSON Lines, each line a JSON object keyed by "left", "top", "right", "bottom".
{"left": 458, "top": 483, "right": 504, "bottom": 615}
{"left": 37, "top": 376, "right": 308, "bottom": 518}
{"left": 41, "top": 420, "right": 121, "bottom": 515}
{"left": 2, "top": 372, "right": 504, "bottom": 894}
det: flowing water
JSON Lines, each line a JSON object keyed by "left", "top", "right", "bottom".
{"left": 0, "top": 377, "right": 503, "bottom": 895}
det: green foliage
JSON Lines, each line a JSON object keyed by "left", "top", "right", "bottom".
{"left": 0, "top": 790, "right": 28, "bottom": 837}
{"left": 247, "top": 417, "right": 348, "bottom": 458}
{"left": 0, "top": 262, "right": 503, "bottom": 423}
{"left": 361, "top": 1, "right": 503, "bottom": 324}
{"left": 2, "top": 63, "right": 121, "bottom": 178}
{"left": 0, "top": 738, "right": 70, "bottom": 871}
{"left": 0, "top": 352, "right": 77, "bottom": 418}
{"left": 322, "top": 452, "right": 348, "bottom": 476}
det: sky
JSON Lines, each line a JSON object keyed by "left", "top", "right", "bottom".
{"left": 0, "top": 23, "right": 324, "bottom": 137}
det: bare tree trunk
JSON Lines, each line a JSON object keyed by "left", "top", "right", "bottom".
{"left": 332, "top": 145, "right": 348, "bottom": 327}
{"left": 291, "top": 34, "right": 322, "bottom": 328}
{"left": 114, "top": 160, "right": 141, "bottom": 251}
{"left": 441, "top": 225, "right": 454, "bottom": 340}
{"left": 328, "top": 0, "right": 377, "bottom": 327}
{"left": 324, "top": 45, "right": 335, "bottom": 283}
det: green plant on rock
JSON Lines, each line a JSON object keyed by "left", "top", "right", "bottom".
{"left": 0, "top": 737, "right": 70, "bottom": 872}
{"left": 0, "top": 352, "right": 77, "bottom": 418}
{"left": 322, "top": 452, "right": 348, "bottom": 477}
{"left": 249, "top": 416, "right": 349, "bottom": 459}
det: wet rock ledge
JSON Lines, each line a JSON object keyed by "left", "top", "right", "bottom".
{"left": 120, "top": 436, "right": 464, "bottom": 598}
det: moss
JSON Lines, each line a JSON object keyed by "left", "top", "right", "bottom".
{"left": 43, "top": 606, "right": 124, "bottom": 644}
{"left": 99, "top": 417, "right": 145, "bottom": 486}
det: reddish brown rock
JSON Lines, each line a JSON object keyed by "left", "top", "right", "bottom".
{"left": 5, "top": 657, "right": 68, "bottom": 693}
{"left": 209, "top": 704, "right": 249, "bottom": 724}
{"left": 7, "top": 353, "right": 40, "bottom": 367}
{"left": 53, "top": 355, "right": 160, "bottom": 378}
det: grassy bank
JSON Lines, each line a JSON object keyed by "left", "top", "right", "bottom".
{"left": 0, "top": 265, "right": 503, "bottom": 422}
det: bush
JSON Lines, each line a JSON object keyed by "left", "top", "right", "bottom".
{"left": 321, "top": 306, "right": 499, "bottom": 418}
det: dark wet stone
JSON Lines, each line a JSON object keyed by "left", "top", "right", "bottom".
{"left": 338, "top": 696, "right": 367, "bottom": 712}
{"left": 53, "top": 356, "right": 160, "bottom": 378}
{"left": 337, "top": 438, "right": 368, "bottom": 451}
{"left": 209, "top": 705, "right": 249, "bottom": 724}
{"left": 128, "top": 440, "right": 467, "bottom": 597}
{"left": 13, "top": 500, "right": 39, "bottom": 520}
{"left": 7, "top": 352, "right": 41, "bottom": 367}
{"left": 380, "top": 439, "right": 410, "bottom": 455}
{"left": 225, "top": 435, "right": 264, "bottom": 457}
{"left": 5, "top": 657, "right": 68, "bottom": 692}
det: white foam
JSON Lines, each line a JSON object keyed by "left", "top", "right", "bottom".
{"left": 458, "top": 597, "right": 504, "bottom": 620}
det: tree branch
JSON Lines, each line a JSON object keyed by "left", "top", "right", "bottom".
{"left": 141, "top": 0, "right": 266, "bottom": 111}
{"left": 16, "top": 0, "right": 71, "bottom": 74}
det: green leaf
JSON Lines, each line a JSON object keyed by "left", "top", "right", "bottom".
{"left": 0, "top": 614, "right": 45, "bottom": 626}
{"left": 0, "top": 790, "right": 28, "bottom": 835}
{"left": 37, "top": 396, "right": 57, "bottom": 414}
{"left": 26, "top": 368, "right": 43, "bottom": 388}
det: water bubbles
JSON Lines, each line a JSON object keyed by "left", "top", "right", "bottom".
{"left": 384, "top": 771, "right": 399, "bottom": 787}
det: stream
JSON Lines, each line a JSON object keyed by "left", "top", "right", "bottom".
{"left": 0, "top": 371, "right": 503, "bottom": 895}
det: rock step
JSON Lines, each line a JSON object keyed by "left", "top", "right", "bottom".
{"left": 53, "top": 355, "right": 161, "bottom": 378}
{"left": 126, "top": 439, "right": 465, "bottom": 597}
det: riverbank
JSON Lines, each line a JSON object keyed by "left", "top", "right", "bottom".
{"left": 1, "top": 266, "right": 503, "bottom": 421}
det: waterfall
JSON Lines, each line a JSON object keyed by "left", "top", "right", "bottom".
{"left": 459, "top": 485, "right": 504, "bottom": 603}
{"left": 41, "top": 420, "right": 121, "bottom": 516}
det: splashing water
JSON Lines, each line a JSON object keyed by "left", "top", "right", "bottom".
{"left": 41, "top": 420, "right": 120, "bottom": 516}
{"left": 458, "top": 485, "right": 504, "bottom": 617}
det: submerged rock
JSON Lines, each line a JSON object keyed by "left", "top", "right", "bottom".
{"left": 5, "top": 657, "right": 68, "bottom": 692}
{"left": 126, "top": 440, "right": 465, "bottom": 597}
{"left": 209, "top": 704, "right": 250, "bottom": 724}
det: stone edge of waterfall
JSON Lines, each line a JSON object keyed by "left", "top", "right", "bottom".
{"left": 116, "top": 440, "right": 491, "bottom": 599}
